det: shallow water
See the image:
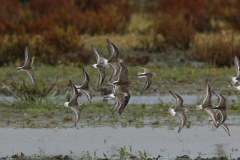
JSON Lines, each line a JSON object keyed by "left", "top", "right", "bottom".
{"left": 0, "top": 125, "right": 239, "bottom": 159}
{"left": 0, "top": 94, "right": 239, "bottom": 105}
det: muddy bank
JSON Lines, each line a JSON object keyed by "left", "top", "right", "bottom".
{"left": 1, "top": 154, "right": 238, "bottom": 160}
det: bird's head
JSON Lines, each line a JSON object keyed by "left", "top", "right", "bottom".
{"left": 152, "top": 72, "right": 157, "bottom": 76}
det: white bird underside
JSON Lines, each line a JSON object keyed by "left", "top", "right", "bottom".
{"left": 138, "top": 76, "right": 146, "bottom": 78}
{"left": 92, "top": 64, "right": 98, "bottom": 68}
{"left": 233, "top": 77, "right": 237, "bottom": 83}
{"left": 168, "top": 107, "right": 176, "bottom": 117}
{"left": 63, "top": 102, "right": 69, "bottom": 107}
{"left": 196, "top": 105, "right": 203, "bottom": 110}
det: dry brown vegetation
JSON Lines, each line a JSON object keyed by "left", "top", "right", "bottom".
{"left": 188, "top": 33, "right": 240, "bottom": 67}
{"left": 153, "top": 15, "right": 196, "bottom": 49}
{"left": 0, "top": 0, "right": 130, "bottom": 65}
{"left": 1, "top": 0, "right": 240, "bottom": 67}
{"left": 0, "top": 0, "right": 131, "bottom": 35}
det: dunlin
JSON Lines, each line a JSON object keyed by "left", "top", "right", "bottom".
{"left": 168, "top": 90, "right": 189, "bottom": 133}
{"left": 90, "top": 46, "right": 110, "bottom": 91}
{"left": 104, "top": 91, "right": 128, "bottom": 115}
{"left": 62, "top": 80, "right": 82, "bottom": 127}
{"left": 212, "top": 90, "right": 227, "bottom": 126}
{"left": 105, "top": 81, "right": 131, "bottom": 115}
{"left": 17, "top": 46, "right": 36, "bottom": 86}
{"left": 113, "top": 62, "right": 135, "bottom": 87}
{"left": 231, "top": 55, "right": 240, "bottom": 85}
{"left": 195, "top": 79, "right": 218, "bottom": 127}
{"left": 75, "top": 68, "right": 92, "bottom": 103}
{"left": 137, "top": 66, "right": 157, "bottom": 94}
{"left": 111, "top": 62, "right": 134, "bottom": 114}
{"left": 106, "top": 39, "right": 123, "bottom": 81}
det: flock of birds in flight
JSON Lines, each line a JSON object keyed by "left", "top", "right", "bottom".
{"left": 16, "top": 39, "right": 240, "bottom": 136}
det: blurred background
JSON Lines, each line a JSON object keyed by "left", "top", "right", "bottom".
{"left": 0, "top": 0, "right": 240, "bottom": 67}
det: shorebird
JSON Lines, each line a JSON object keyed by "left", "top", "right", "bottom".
{"left": 230, "top": 55, "right": 240, "bottom": 85}
{"left": 118, "top": 86, "right": 131, "bottom": 115}
{"left": 112, "top": 62, "right": 135, "bottom": 114}
{"left": 211, "top": 90, "right": 230, "bottom": 136}
{"left": 105, "top": 81, "right": 131, "bottom": 115}
{"left": 17, "top": 46, "right": 36, "bottom": 86}
{"left": 90, "top": 46, "right": 110, "bottom": 91}
{"left": 75, "top": 68, "right": 92, "bottom": 103}
{"left": 137, "top": 66, "right": 157, "bottom": 94}
{"left": 62, "top": 80, "right": 82, "bottom": 127}
{"left": 168, "top": 90, "right": 189, "bottom": 133}
{"left": 230, "top": 76, "right": 240, "bottom": 91}
{"left": 106, "top": 39, "right": 123, "bottom": 81}
{"left": 104, "top": 91, "right": 128, "bottom": 115}
{"left": 195, "top": 79, "right": 218, "bottom": 128}
{"left": 212, "top": 90, "right": 228, "bottom": 126}
{"left": 113, "top": 62, "right": 136, "bottom": 87}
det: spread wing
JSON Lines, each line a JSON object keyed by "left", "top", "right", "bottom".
{"left": 120, "top": 86, "right": 130, "bottom": 106}
{"left": 24, "top": 46, "right": 32, "bottom": 67}
{"left": 105, "top": 81, "right": 116, "bottom": 93}
{"left": 107, "top": 39, "right": 119, "bottom": 60}
{"left": 70, "top": 106, "right": 80, "bottom": 127}
{"left": 82, "top": 68, "right": 90, "bottom": 87}
{"left": 118, "top": 62, "right": 128, "bottom": 82}
{"left": 205, "top": 108, "right": 218, "bottom": 127}
{"left": 25, "top": 70, "right": 35, "bottom": 86}
{"left": 113, "top": 94, "right": 126, "bottom": 114}
{"left": 97, "top": 66, "right": 105, "bottom": 91}
{"left": 202, "top": 79, "right": 212, "bottom": 104}
{"left": 91, "top": 45, "right": 100, "bottom": 63}
{"left": 234, "top": 55, "right": 240, "bottom": 79}
{"left": 218, "top": 110, "right": 227, "bottom": 126}
{"left": 118, "top": 87, "right": 130, "bottom": 115}
{"left": 113, "top": 85, "right": 122, "bottom": 93}
{"left": 212, "top": 90, "right": 226, "bottom": 107}
{"left": 169, "top": 90, "right": 183, "bottom": 108}
{"left": 221, "top": 123, "right": 231, "bottom": 136}
{"left": 69, "top": 80, "right": 79, "bottom": 106}
{"left": 111, "top": 100, "right": 120, "bottom": 114}
{"left": 137, "top": 66, "right": 150, "bottom": 73}
{"left": 82, "top": 89, "right": 92, "bottom": 103}
{"left": 109, "top": 63, "right": 120, "bottom": 81}
{"left": 141, "top": 76, "right": 152, "bottom": 94}
{"left": 176, "top": 111, "right": 187, "bottom": 133}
